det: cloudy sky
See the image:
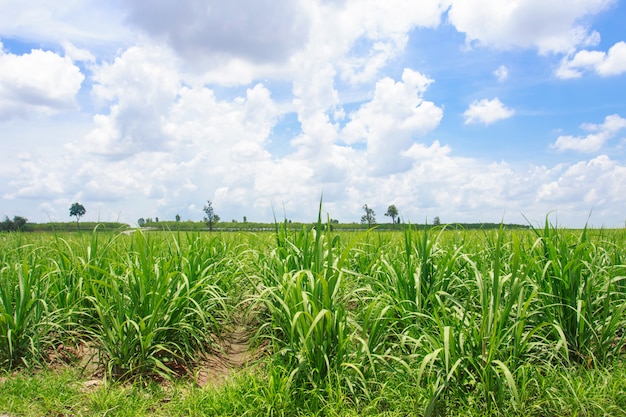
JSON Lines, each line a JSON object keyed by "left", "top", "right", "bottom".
{"left": 1, "top": 0, "right": 625, "bottom": 227}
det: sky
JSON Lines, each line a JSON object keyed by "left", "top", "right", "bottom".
{"left": 1, "top": 0, "right": 625, "bottom": 228}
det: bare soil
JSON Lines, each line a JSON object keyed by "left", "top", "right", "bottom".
{"left": 38, "top": 329, "right": 258, "bottom": 390}
{"left": 195, "top": 326, "right": 255, "bottom": 388}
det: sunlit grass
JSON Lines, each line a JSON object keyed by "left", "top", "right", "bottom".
{"left": 0, "top": 216, "right": 624, "bottom": 416}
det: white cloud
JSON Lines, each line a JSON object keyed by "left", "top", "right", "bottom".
{"left": 333, "top": 0, "right": 450, "bottom": 84}
{"left": 0, "top": 48, "right": 84, "bottom": 120}
{"left": 3, "top": 153, "right": 65, "bottom": 199}
{"left": 62, "top": 42, "right": 95, "bottom": 62}
{"left": 2, "top": 1, "right": 626, "bottom": 228}
{"left": 123, "top": 0, "right": 311, "bottom": 65}
{"left": 131, "top": 0, "right": 453, "bottom": 86}
{"left": 448, "top": 0, "right": 610, "bottom": 54}
{"left": 494, "top": 65, "right": 509, "bottom": 82}
{"left": 537, "top": 155, "right": 626, "bottom": 209}
{"left": 0, "top": 1, "right": 133, "bottom": 51}
{"left": 463, "top": 98, "right": 514, "bottom": 125}
{"left": 80, "top": 45, "right": 181, "bottom": 157}
{"left": 86, "top": 84, "right": 278, "bottom": 214}
{"left": 552, "top": 114, "right": 626, "bottom": 152}
{"left": 342, "top": 68, "right": 443, "bottom": 175}
{"left": 163, "top": 82, "right": 279, "bottom": 166}
{"left": 556, "top": 41, "right": 626, "bottom": 78}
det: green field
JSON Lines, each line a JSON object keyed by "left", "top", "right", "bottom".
{"left": 1, "top": 218, "right": 625, "bottom": 416}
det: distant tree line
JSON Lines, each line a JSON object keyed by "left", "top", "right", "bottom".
{"left": 1, "top": 202, "right": 127, "bottom": 233}
{"left": 137, "top": 199, "right": 532, "bottom": 232}
{"left": 1, "top": 216, "right": 28, "bottom": 232}
{"left": 1, "top": 200, "right": 530, "bottom": 234}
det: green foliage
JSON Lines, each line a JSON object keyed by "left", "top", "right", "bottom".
{"left": 23, "top": 222, "right": 129, "bottom": 232}
{"left": 85, "top": 231, "right": 228, "bottom": 380}
{"left": 385, "top": 204, "right": 399, "bottom": 223}
{"left": 254, "top": 211, "right": 358, "bottom": 400}
{"left": 69, "top": 202, "right": 86, "bottom": 224}
{"left": 0, "top": 214, "right": 624, "bottom": 416}
{"left": 0, "top": 216, "right": 29, "bottom": 232}
{"left": 203, "top": 200, "right": 219, "bottom": 232}
{"left": 0, "top": 242, "right": 53, "bottom": 368}
{"left": 361, "top": 204, "right": 376, "bottom": 227}
{"left": 2, "top": 364, "right": 626, "bottom": 417}
{"left": 528, "top": 220, "right": 626, "bottom": 366}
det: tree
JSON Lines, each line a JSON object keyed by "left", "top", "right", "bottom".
{"left": 203, "top": 201, "right": 219, "bottom": 232}
{"left": 138, "top": 218, "right": 146, "bottom": 227}
{"left": 360, "top": 204, "right": 376, "bottom": 227}
{"left": 69, "top": 203, "right": 86, "bottom": 227}
{"left": 1, "top": 216, "right": 11, "bottom": 232}
{"left": 433, "top": 216, "right": 441, "bottom": 226}
{"left": 385, "top": 204, "right": 399, "bottom": 224}
{"left": 175, "top": 214, "right": 181, "bottom": 222}
{"left": 1, "top": 215, "right": 28, "bottom": 232}
{"left": 12, "top": 216, "right": 27, "bottom": 230}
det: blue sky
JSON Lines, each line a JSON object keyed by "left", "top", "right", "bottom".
{"left": 1, "top": 0, "right": 625, "bottom": 227}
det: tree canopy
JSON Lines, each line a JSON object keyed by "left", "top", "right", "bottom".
{"left": 1, "top": 215, "right": 28, "bottom": 232}
{"left": 69, "top": 202, "right": 86, "bottom": 225}
{"left": 203, "top": 201, "right": 219, "bottom": 232}
{"left": 360, "top": 204, "right": 376, "bottom": 227}
{"left": 385, "top": 204, "right": 399, "bottom": 224}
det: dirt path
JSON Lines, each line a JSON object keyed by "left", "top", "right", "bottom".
{"left": 195, "top": 326, "right": 254, "bottom": 388}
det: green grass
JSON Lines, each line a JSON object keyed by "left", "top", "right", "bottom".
{"left": 1, "top": 363, "right": 625, "bottom": 416}
{"left": 0, "top": 240, "right": 55, "bottom": 368}
{"left": 85, "top": 231, "right": 229, "bottom": 380}
{"left": 0, "top": 217, "right": 625, "bottom": 416}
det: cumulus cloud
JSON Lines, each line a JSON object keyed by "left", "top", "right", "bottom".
{"left": 463, "top": 98, "right": 514, "bottom": 125}
{"left": 3, "top": 153, "right": 65, "bottom": 199}
{"left": 342, "top": 68, "right": 443, "bottom": 175}
{"left": 80, "top": 45, "right": 180, "bottom": 157}
{"left": 552, "top": 114, "right": 626, "bottom": 152}
{"left": 448, "top": 0, "right": 609, "bottom": 54}
{"left": 0, "top": 2, "right": 133, "bottom": 49}
{"left": 556, "top": 41, "right": 626, "bottom": 79}
{"left": 494, "top": 65, "right": 509, "bottom": 82}
{"left": 4, "top": 1, "right": 626, "bottom": 228}
{"left": 76, "top": 50, "right": 282, "bottom": 213}
{"left": 0, "top": 48, "right": 84, "bottom": 120}
{"left": 62, "top": 42, "right": 96, "bottom": 62}
{"left": 123, "top": 0, "right": 311, "bottom": 64}
{"left": 537, "top": 155, "right": 626, "bottom": 208}
{"left": 334, "top": 0, "right": 450, "bottom": 84}
{"left": 163, "top": 82, "right": 279, "bottom": 166}
{"left": 160, "top": 0, "right": 453, "bottom": 85}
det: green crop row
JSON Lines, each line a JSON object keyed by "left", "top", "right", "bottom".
{"left": 0, "top": 230, "right": 236, "bottom": 379}
{"left": 1, "top": 217, "right": 625, "bottom": 415}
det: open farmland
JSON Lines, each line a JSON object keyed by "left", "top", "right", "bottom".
{"left": 1, "top": 219, "right": 625, "bottom": 416}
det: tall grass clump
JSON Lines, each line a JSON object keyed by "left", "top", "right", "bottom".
{"left": 1, "top": 215, "right": 625, "bottom": 416}
{"left": 46, "top": 229, "right": 122, "bottom": 336}
{"left": 529, "top": 219, "right": 626, "bottom": 366}
{"left": 0, "top": 239, "right": 54, "bottom": 368}
{"left": 254, "top": 209, "right": 364, "bottom": 407}
{"left": 86, "top": 231, "right": 228, "bottom": 380}
{"left": 358, "top": 227, "right": 560, "bottom": 415}
{"left": 173, "top": 231, "right": 248, "bottom": 301}
{"left": 374, "top": 226, "right": 465, "bottom": 325}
